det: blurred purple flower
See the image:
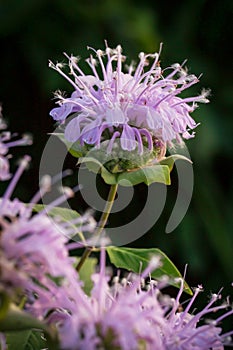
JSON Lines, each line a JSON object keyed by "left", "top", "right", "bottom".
{"left": 0, "top": 155, "right": 95, "bottom": 319}
{"left": 47, "top": 249, "right": 233, "bottom": 350}
{"left": 49, "top": 43, "right": 209, "bottom": 155}
{"left": 0, "top": 109, "right": 32, "bottom": 180}
{"left": 0, "top": 333, "right": 6, "bottom": 350}
{"left": 0, "top": 157, "right": 232, "bottom": 349}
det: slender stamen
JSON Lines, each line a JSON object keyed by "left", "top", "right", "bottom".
{"left": 133, "top": 52, "right": 147, "bottom": 81}
{"left": 27, "top": 171, "right": 73, "bottom": 214}
{"left": 116, "top": 45, "right": 122, "bottom": 92}
{"left": 182, "top": 295, "right": 225, "bottom": 332}
{"left": 49, "top": 61, "right": 81, "bottom": 91}
{"left": 63, "top": 53, "right": 85, "bottom": 77}
{"left": 164, "top": 60, "right": 187, "bottom": 80}
{"left": 1, "top": 155, "right": 31, "bottom": 206}
{"left": 37, "top": 184, "right": 81, "bottom": 217}
{"left": 86, "top": 55, "right": 101, "bottom": 80}
{"left": 143, "top": 54, "right": 160, "bottom": 86}
{"left": 28, "top": 175, "right": 52, "bottom": 207}
{"left": 96, "top": 50, "right": 108, "bottom": 83}
{"left": 215, "top": 308, "right": 233, "bottom": 324}
{"left": 4, "top": 136, "right": 32, "bottom": 148}
{"left": 68, "top": 66, "right": 100, "bottom": 106}
{"left": 178, "top": 285, "right": 202, "bottom": 322}
{"left": 171, "top": 95, "right": 209, "bottom": 107}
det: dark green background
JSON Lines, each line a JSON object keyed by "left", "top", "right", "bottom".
{"left": 0, "top": 0, "right": 232, "bottom": 308}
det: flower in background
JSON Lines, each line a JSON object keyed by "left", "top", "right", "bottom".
{"left": 0, "top": 333, "right": 6, "bottom": 350}
{"left": 49, "top": 43, "right": 209, "bottom": 159}
{"left": 47, "top": 249, "right": 233, "bottom": 350}
{"left": 0, "top": 107, "right": 32, "bottom": 180}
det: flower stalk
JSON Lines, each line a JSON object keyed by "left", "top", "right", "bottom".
{"left": 76, "top": 183, "right": 118, "bottom": 272}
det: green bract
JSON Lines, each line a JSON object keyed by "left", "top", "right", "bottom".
{"left": 55, "top": 132, "right": 191, "bottom": 186}
{"left": 106, "top": 246, "right": 192, "bottom": 294}
{"left": 78, "top": 154, "right": 191, "bottom": 187}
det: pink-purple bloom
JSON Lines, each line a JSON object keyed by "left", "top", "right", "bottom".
{"left": 0, "top": 155, "right": 95, "bottom": 318}
{"left": 0, "top": 154, "right": 231, "bottom": 349}
{"left": 1, "top": 122, "right": 232, "bottom": 350}
{"left": 44, "top": 249, "right": 233, "bottom": 350}
{"left": 0, "top": 170, "right": 232, "bottom": 350}
{"left": 49, "top": 43, "right": 209, "bottom": 156}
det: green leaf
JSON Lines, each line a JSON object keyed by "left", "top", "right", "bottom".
{"left": 159, "top": 154, "right": 192, "bottom": 171}
{"left": 0, "top": 293, "right": 10, "bottom": 321}
{"left": 32, "top": 204, "right": 85, "bottom": 242}
{"left": 6, "top": 330, "right": 47, "bottom": 350}
{"left": 78, "top": 157, "right": 171, "bottom": 186}
{"left": 76, "top": 257, "right": 98, "bottom": 295}
{"left": 0, "top": 306, "right": 59, "bottom": 349}
{"left": 0, "top": 305, "right": 48, "bottom": 332}
{"left": 33, "top": 204, "right": 80, "bottom": 222}
{"left": 77, "top": 156, "right": 118, "bottom": 184}
{"left": 116, "top": 164, "right": 170, "bottom": 186}
{"left": 106, "top": 246, "right": 192, "bottom": 294}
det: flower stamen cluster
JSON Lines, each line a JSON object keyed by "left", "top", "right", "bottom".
{"left": 42, "top": 249, "right": 233, "bottom": 350}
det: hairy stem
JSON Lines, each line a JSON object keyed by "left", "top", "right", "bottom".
{"left": 76, "top": 184, "right": 118, "bottom": 272}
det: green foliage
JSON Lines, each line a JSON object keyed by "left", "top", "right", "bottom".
{"left": 0, "top": 306, "right": 59, "bottom": 349}
{"left": 32, "top": 204, "right": 85, "bottom": 242}
{"left": 0, "top": 293, "right": 10, "bottom": 321}
{"left": 6, "top": 330, "right": 47, "bottom": 350}
{"left": 159, "top": 155, "right": 192, "bottom": 171}
{"left": 32, "top": 204, "right": 80, "bottom": 221}
{"left": 75, "top": 257, "right": 98, "bottom": 295}
{"left": 115, "top": 165, "right": 171, "bottom": 186}
{"left": 79, "top": 156, "right": 171, "bottom": 186}
{"left": 106, "top": 246, "right": 192, "bottom": 294}
{"left": 96, "top": 323, "right": 121, "bottom": 350}
{"left": 0, "top": 306, "right": 47, "bottom": 333}
{"left": 77, "top": 154, "right": 191, "bottom": 187}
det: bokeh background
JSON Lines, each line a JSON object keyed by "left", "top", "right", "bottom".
{"left": 0, "top": 0, "right": 233, "bottom": 309}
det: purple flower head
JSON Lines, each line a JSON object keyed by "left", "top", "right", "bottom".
{"left": 162, "top": 281, "right": 233, "bottom": 349}
{"left": 49, "top": 43, "right": 209, "bottom": 160}
{"left": 47, "top": 251, "right": 164, "bottom": 350}
{"left": 0, "top": 156, "right": 95, "bottom": 319}
{"left": 47, "top": 249, "right": 233, "bottom": 350}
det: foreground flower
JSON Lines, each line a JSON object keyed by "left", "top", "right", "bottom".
{"left": 0, "top": 155, "right": 232, "bottom": 349}
{"left": 0, "top": 155, "right": 95, "bottom": 318}
{"left": 46, "top": 249, "right": 233, "bottom": 350}
{"left": 49, "top": 43, "right": 209, "bottom": 162}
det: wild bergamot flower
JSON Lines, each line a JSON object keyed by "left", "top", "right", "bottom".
{"left": 49, "top": 43, "right": 209, "bottom": 166}
{"left": 0, "top": 153, "right": 95, "bottom": 318}
{"left": 46, "top": 249, "right": 233, "bottom": 350}
{"left": 0, "top": 151, "right": 232, "bottom": 349}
